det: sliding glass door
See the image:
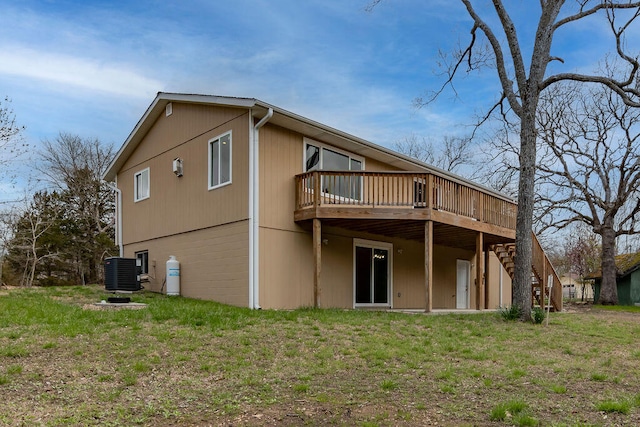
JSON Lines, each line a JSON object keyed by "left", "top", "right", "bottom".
{"left": 354, "top": 240, "right": 392, "bottom": 307}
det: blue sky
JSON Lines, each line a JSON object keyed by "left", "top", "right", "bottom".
{"left": 0, "top": 0, "right": 637, "bottom": 201}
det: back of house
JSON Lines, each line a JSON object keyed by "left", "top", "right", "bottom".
{"left": 103, "top": 93, "right": 561, "bottom": 312}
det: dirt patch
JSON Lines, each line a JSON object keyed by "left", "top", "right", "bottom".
{"left": 561, "top": 301, "right": 594, "bottom": 313}
{"left": 564, "top": 301, "right": 640, "bottom": 322}
{"left": 83, "top": 302, "right": 148, "bottom": 310}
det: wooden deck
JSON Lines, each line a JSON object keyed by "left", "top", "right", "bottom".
{"left": 294, "top": 171, "right": 562, "bottom": 311}
{"left": 295, "top": 171, "right": 517, "bottom": 240}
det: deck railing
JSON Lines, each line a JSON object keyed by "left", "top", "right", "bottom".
{"left": 295, "top": 171, "right": 517, "bottom": 230}
{"left": 532, "top": 233, "right": 563, "bottom": 311}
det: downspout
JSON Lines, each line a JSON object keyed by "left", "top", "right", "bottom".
{"left": 249, "top": 107, "right": 273, "bottom": 309}
{"left": 106, "top": 181, "right": 123, "bottom": 257}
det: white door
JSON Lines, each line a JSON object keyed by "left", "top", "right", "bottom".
{"left": 456, "top": 259, "right": 470, "bottom": 309}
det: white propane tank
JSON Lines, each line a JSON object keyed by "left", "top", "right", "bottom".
{"left": 166, "top": 256, "right": 180, "bottom": 296}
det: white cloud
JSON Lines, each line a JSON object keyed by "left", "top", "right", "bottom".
{"left": 0, "top": 45, "right": 162, "bottom": 99}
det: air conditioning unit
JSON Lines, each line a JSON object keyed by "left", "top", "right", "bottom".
{"left": 104, "top": 257, "right": 141, "bottom": 291}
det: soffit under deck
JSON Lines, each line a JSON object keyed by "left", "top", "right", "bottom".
{"left": 304, "top": 218, "right": 514, "bottom": 252}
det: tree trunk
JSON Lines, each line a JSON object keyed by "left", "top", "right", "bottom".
{"left": 597, "top": 222, "right": 618, "bottom": 305}
{"left": 512, "top": 102, "right": 537, "bottom": 321}
{"left": 28, "top": 252, "right": 37, "bottom": 288}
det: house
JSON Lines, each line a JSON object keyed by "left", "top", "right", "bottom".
{"left": 103, "top": 93, "right": 562, "bottom": 312}
{"left": 591, "top": 252, "right": 640, "bottom": 306}
{"left": 560, "top": 272, "right": 594, "bottom": 301}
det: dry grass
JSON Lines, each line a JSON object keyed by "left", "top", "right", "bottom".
{"left": 1, "top": 285, "right": 640, "bottom": 426}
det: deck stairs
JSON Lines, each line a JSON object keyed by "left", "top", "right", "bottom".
{"left": 491, "top": 233, "right": 562, "bottom": 312}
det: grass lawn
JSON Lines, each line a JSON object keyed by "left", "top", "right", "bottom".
{"left": 1, "top": 286, "right": 640, "bottom": 426}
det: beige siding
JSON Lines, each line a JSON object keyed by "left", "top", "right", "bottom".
{"left": 259, "top": 125, "right": 305, "bottom": 233}
{"left": 316, "top": 227, "right": 476, "bottom": 310}
{"left": 258, "top": 124, "right": 404, "bottom": 234}
{"left": 258, "top": 220, "right": 512, "bottom": 310}
{"left": 119, "top": 103, "right": 250, "bottom": 244}
{"left": 317, "top": 233, "right": 354, "bottom": 308}
{"left": 258, "top": 228, "right": 314, "bottom": 309}
{"left": 364, "top": 157, "right": 402, "bottom": 172}
{"left": 392, "top": 239, "right": 427, "bottom": 308}
{"left": 259, "top": 220, "right": 479, "bottom": 309}
{"left": 121, "top": 103, "right": 249, "bottom": 170}
{"left": 486, "top": 253, "right": 512, "bottom": 309}
{"left": 124, "top": 221, "right": 249, "bottom": 306}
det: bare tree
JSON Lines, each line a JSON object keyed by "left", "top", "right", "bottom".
{"left": 36, "top": 133, "right": 117, "bottom": 283}
{"left": 369, "top": 1, "right": 640, "bottom": 319}
{"left": 6, "top": 192, "right": 64, "bottom": 287}
{"left": 0, "top": 97, "right": 25, "bottom": 157}
{"left": 551, "top": 223, "right": 602, "bottom": 302}
{"left": 394, "top": 134, "right": 476, "bottom": 175}
{"left": 566, "top": 227, "right": 601, "bottom": 302}
{"left": 0, "top": 97, "right": 27, "bottom": 197}
{"left": 0, "top": 209, "right": 18, "bottom": 285}
{"left": 535, "top": 82, "right": 640, "bottom": 304}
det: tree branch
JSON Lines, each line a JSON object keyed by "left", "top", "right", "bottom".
{"left": 460, "top": 0, "right": 522, "bottom": 116}
{"left": 554, "top": 0, "right": 640, "bottom": 30}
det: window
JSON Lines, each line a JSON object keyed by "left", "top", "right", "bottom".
{"left": 304, "top": 139, "right": 363, "bottom": 199}
{"left": 135, "top": 250, "right": 149, "bottom": 274}
{"left": 134, "top": 168, "right": 150, "bottom": 202}
{"left": 209, "top": 131, "right": 232, "bottom": 189}
{"left": 304, "top": 141, "right": 363, "bottom": 172}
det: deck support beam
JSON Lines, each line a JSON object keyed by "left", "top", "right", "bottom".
{"left": 313, "top": 218, "right": 321, "bottom": 308}
{"left": 485, "top": 249, "right": 491, "bottom": 309}
{"left": 425, "top": 220, "right": 433, "bottom": 313}
{"left": 476, "top": 231, "right": 484, "bottom": 310}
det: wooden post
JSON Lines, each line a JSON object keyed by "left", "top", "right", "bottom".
{"left": 313, "top": 218, "right": 321, "bottom": 308}
{"left": 484, "top": 249, "right": 491, "bottom": 309}
{"left": 426, "top": 174, "right": 434, "bottom": 209}
{"left": 313, "top": 171, "right": 321, "bottom": 208}
{"left": 425, "top": 220, "right": 433, "bottom": 313}
{"left": 476, "top": 231, "right": 484, "bottom": 310}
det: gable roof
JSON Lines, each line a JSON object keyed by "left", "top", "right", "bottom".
{"left": 615, "top": 252, "right": 640, "bottom": 276}
{"left": 587, "top": 251, "right": 640, "bottom": 280}
{"left": 103, "top": 92, "right": 514, "bottom": 202}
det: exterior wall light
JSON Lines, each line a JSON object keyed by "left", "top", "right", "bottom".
{"left": 173, "top": 158, "right": 183, "bottom": 177}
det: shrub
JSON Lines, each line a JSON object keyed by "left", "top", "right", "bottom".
{"left": 531, "top": 307, "right": 546, "bottom": 324}
{"left": 499, "top": 305, "right": 521, "bottom": 321}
